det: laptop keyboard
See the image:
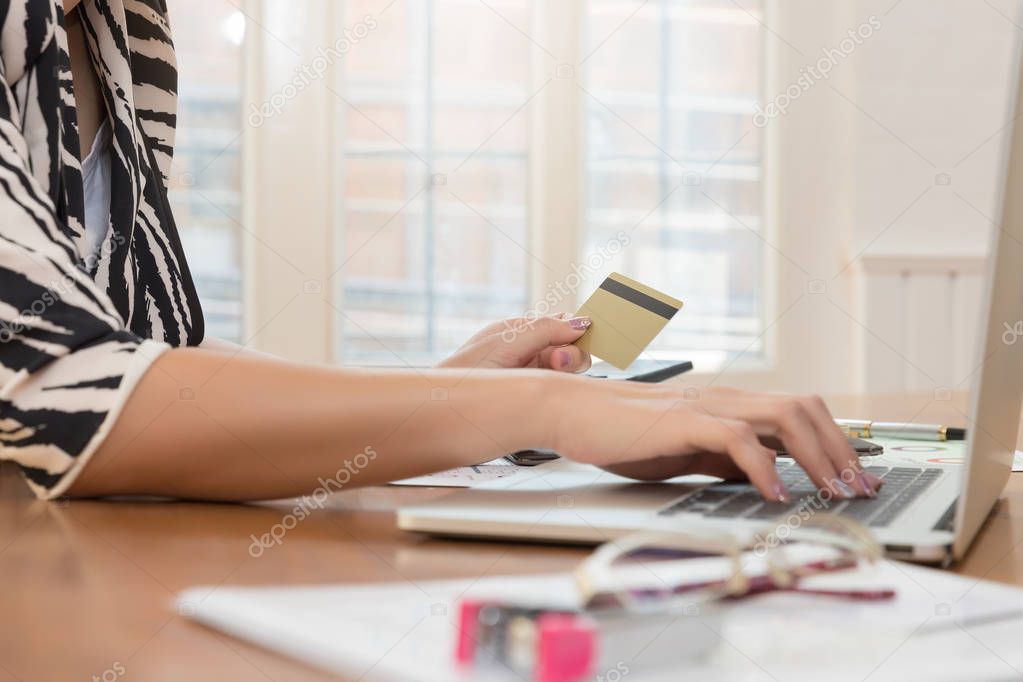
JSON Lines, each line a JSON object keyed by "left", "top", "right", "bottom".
{"left": 659, "top": 462, "right": 945, "bottom": 528}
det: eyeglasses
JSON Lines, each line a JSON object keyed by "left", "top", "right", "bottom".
{"left": 575, "top": 514, "right": 894, "bottom": 614}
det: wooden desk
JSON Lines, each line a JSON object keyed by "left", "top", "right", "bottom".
{"left": 2, "top": 394, "right": 1022, "bottom": 682}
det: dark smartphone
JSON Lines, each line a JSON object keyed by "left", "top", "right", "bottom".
{"left": 585, "top": 359, "right": 695, "bottom": 383}
{"left": 776, "top": 436, "right": 884, "bottom": 458}
{"left": 625, "top": 360, "right": 695, "bottom": 383}
{"left": 504, "top": 360, "right": 695, "bottom": 466}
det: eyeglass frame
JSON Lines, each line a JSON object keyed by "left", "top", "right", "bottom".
{"left": 576, "top": 514, "right": 888, "bottom": 614}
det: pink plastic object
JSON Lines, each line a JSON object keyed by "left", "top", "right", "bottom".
{"left": 456, "top": 600, "right": 483, "bottom": 666}
{"left": 534, "top": 613, "right": 597, "bottom": 682}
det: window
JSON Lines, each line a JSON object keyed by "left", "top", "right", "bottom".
{"left": 583, "top": 0, "right": 766, "bottom": 369}
{"left": 166, "top": 0, "right": 246, "bottom": 342}
{"left": 329, "top": 0, "right": 768, "bottom": 369}
{"left": 338, "top": 0, "right": 532, "bottom": 365}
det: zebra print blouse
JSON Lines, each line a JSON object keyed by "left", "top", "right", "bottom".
{"left": 0, "top": 0, "right": 203, "bottom": 498}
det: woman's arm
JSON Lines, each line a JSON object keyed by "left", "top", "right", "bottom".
{"left": 69, "top": 315, "right": 591, "bottom": 499}
{"left": 67, "top": 347, "right": 560, "bottom": 500}
{"left": 68, "top": 336, "right": 881, "bottom": 501}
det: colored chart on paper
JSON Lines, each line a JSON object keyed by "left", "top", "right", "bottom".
{"left": 863, "top": 438, "right": 1023, "bottom": 472}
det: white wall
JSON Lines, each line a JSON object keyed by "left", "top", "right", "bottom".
{"left": 848, "top": 0, "right": 1016, "bottom": 258}
{"left": 759, "top": 0, "right": 1019, "bottom": 395}
{"left": 849, "top": 0, "right": 1019, "bottom": 393}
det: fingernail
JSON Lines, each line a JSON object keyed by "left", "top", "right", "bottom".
{"left": 863, "top": 472, "right": 884, "bottom": 490}
{"left": 774, "top": 484, "right": 790, "bottom": 503}
{"left": 857, "top": 473, "right": 877, "bottom": 498}
{"left": 569, "top": 317, "right": 591, "bottom": 330}
{"left": 554, "top": 349, "right": 571, "bottom": 369}
{"left": 834, "top": 480, "right": 856, "bottom": 499}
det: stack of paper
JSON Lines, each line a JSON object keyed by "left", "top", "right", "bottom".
{"left": 178, "top": 558, "right": 1023, "bottom": 681}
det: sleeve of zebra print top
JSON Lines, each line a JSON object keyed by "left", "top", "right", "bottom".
{"left": 0, "top": 4, "right": 169, "bottom": 499}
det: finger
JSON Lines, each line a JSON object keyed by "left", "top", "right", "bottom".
{"left": 539, "top": 344, "right": 592, "bottom": 373}
{"left": 463, "top": 314, "right": 566, "bottom": 346}
{"left": 683, "top": 416, "right": 786, "bottom": 502}
{"left": 769, "top": 399, "right": 854, "bottom": 498}
{"left": 797, "top": 395, "right": 878, "bottom": 496}
{"left": 695, "top": 394, "right": 858, "bottom": 499}
{"left": 445, "top": 316, "right": 589, "bottom": 369}
{"left": 745, "top": 394, "right": 875, "bottom": 497}
{"left": 490, "top": 316, "right": 592, "bottom": 367}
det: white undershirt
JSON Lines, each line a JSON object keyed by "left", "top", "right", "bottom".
{"left": 81, "top": 118, "right": 112, "bottom": 264}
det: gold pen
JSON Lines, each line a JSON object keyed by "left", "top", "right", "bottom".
{"left": 835, "top": 419, "right": 966, "bottom": 442}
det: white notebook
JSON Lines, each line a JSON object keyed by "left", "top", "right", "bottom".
{"left": 178, "top": 559, "right": 1023, "bottom": 682}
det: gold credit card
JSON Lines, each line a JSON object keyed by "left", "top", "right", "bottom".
{"left": 573, "top": 273, "right": 683, "bottom": 369}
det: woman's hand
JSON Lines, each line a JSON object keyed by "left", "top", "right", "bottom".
{"left": 545, "top": 376, "right": 883, "bottom": 501}
{"left": 438, "top": 315, "right": 593, "bottom": 372}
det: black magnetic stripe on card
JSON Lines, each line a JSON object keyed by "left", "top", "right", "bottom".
{"left": 598, "top": 278, "right": 679, "bottom": 320}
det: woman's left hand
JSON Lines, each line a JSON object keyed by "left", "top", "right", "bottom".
{"left": 438, "top": 315, "right": 593, "bottom": 372}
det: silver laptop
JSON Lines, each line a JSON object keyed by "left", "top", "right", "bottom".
{"left": 398, "top": 50, "right": 1023, "bottom": 566}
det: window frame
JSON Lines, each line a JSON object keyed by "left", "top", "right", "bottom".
{"left": 573, "top": 0, "right": 776, "bottom": 379}
{"left": 241, "top": 0, "right": 853, "bottom": 391}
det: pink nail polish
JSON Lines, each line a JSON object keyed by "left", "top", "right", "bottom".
{"left": 834, "top": 481, "right": 856, "bottom": 499}
{"left": 774, "top": 484, "right": 790, "bottom": 503}
{"left": 569, "top": 317, "right": 591, "bottom": 330}
{"left": 863, "top": 472, "right": 884, "bottom": 490}
{"left": 554, "top": 349, "right": 571, "bottom": 369}
{"left": 857, "top": 473, "right": 877, "bottom": 498}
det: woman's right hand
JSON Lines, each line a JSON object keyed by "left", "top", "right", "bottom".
{"left": 545, "top": 375, "right": 883, "bottom": 501}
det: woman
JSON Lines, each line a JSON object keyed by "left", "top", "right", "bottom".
{"left": 0, "top": 0, "right": 881, "bottom": 503}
